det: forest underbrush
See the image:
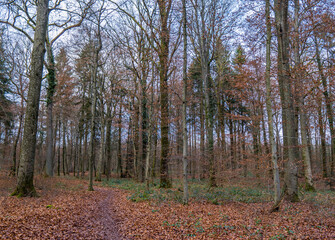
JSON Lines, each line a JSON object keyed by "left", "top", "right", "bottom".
{"left": 1, "top": 172, "right": 334, "bottom": 239}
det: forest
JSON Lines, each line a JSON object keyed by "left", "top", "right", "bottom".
{"left": 0, "top": 0, "right": 334, "bottom": 239}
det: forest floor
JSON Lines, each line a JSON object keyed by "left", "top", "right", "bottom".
{"left": 0, "top": 172, "right": 334, "bottom": 239}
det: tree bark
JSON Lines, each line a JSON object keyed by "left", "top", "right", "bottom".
{"left": 88, "top": 25, "right": 102, "bottom": 191}
{"left": 182, "top": 0, "right": 189, "bottom": 204}
{"left": 317, "top": 98, "right": 328, "bottom": 178}
{"left": 293, "top": 0, "right": 314, "bottom": 191}
{"left": 314, "top": 35, "right": 335, "bottom": 182}
{"left": 96, "top": 120, "right": 105, "bottom": 181}
{"left": 45, "top": 39, "right": 56, "bottom": 177}
{"left": 158, "top": 0, "right": 172, "bottom": 188}
{"left": 199, "top": 0, "right": 216, "bottom": 187}
{"left": 274, "top": 0, "right": 299, "bottom": 202}
{"left": 12, "top": 0, "right": 49, "bottom": 197}
{"left": 105, "top": 104, "right": 112, "bottom": 180}
{"left": 57, "top": 119, "right": 61, "bottom": 176}
{"left": 265, "top": 0, "right": 280, "bottom": 202}
{"left": 62, "top": 119, "right": 67, "bottom": 176}
{"left": 10, "top": 113, "right": 23, "bottom": 176}
{"left": 117, "top": 105, "right": 123, "bottom": 177}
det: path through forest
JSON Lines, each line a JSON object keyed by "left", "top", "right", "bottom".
{"left": 0, "top": 174, "right": 125, "bottom": 239}
{"left": 0, "top": 174, "right": 334, "bottom": 239}
{"left": 93, "top": 188, "right": 124, "bottom": 240}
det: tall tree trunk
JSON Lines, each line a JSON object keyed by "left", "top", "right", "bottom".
{"left": 74, "top": 129, "right": 79, "bottom": 177}
{"left": 88, "top": 26, "right": 102, "bottom": 191}
{"left": 10, "top": 113, "right": 23, "bottom": 176}
{"left": 117, "top": 105, "right": 123, "bottom": 178}
{"left": 45, "top": 39, "right": 56, "bottom": 177}
{"left": 200, "top": 92, "right": 205, "bottom": 178}
{"left": 293, "top": 0, "right": 314, "bottom": 191}
{"left": 105, "top": 103, "right": 112, "bottom": 180}
{"left": 229, "top": 118, "right": 234, "bottom": 171}
{"left": 199, "top": 0, "right": 216, "bottom": 187}
{"left": 317, "top": 99, "right": 328, "bottom": 178}
{"left": 133, "top": 100, "right": 139, "bottom": 179}
{"left": 96, "top": 121, "right": 105, "bottom": 181}
{"left": 265, "top": 0, "right": 280, "bottom": 202}
{"left": 151, "top": 124, "right": 158, "bottom": 180}
{"left": 275, "top": 0, "right": 299, "bottom": 202}
{"left": 158, "top": 0, "right": 172, "bottom": 188}
{"left": 82, "top": 122, "right": 88, "bottom": 177}
{"left": 182, "top": 0, "right": 189, "bottom": 204}
{"left": 145, "top": 110, "right": 152, "bottom": 189}
{"left": 314, "top": 35, "right": 335, "bottom": 182}
{"left": 141, "top": 79, "right": 148, "bottom": 182}
{"left": 299, "top": 101, "right": 314, "bottom": 190}
{"left": 12, "top": 0, "right": 49, "bottom": 197}
{"left": 62, "top": 119, "right": 67, "bottom": 176}
{"left": 57, "top": 119, "right": 61, "bottom": 176}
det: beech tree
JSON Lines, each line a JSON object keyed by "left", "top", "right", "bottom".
{"left": 12, "top": 0, "right": 49, "bottom": 197}
{"left": 265, "top": 0, "right": 280, "bottom": 203}
{"left": 274, "top": 0, "right": 299, "bottom": 202}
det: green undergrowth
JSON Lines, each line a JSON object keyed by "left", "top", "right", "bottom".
{"left": 300, "top": 189, "right": 335, "bottom": 215}
{"left": 102, "top": 178, "right": 273, "bottom": 204}
{"left": 102, "top": 178, "right": 335, "bottom": 206}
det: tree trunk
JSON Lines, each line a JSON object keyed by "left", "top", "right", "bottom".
{"left": 292, "top": 0, "right": 314, "bottom": 191}
{"left": 88, "top": 25, "right": 102, "bottom": 191}
{"left": 275, "top": 0, "right": 299, "bottom": 202}
{"left": 182, "top": 0, "right": 189, "bottom": 204}
{"left": 199, "top": 0, "right": 216, "bottom": 187}
{"left": 57, "top": 119, "right": 61, "bottom": 176}
{"left": 96, "top": 120, "right": 105, "bottom": 181}
{"left": 145, "top": 110, "right": 152, "bottom": 189}
{"left": 105, "top": 105, "right": 112, "bottom": 180}
{"left": 133, "top": 100, "right": 139, "bottom": 178}
{"left": 45, "top": 40, "right": 56, "bottom": 177}
{"left": 12, "top": 0, "right": 49, "bottom": 197}
{"left": 314, "top": 35, "right": 335, "bottom": 182}
{"left": 200, "top": 91, "right": 205, "bottom": 178}
{"left": 317, "top": 99, "right": 328, "bottom": 178}
{"left": 10, "top": 113, "right": 23, "bottom": 176}
{"left": 117, "top": 105, "right": 123, "bottom": 178}
{"left": 62, "top": 119, "right": 67, "bottom": 176}
{"left": 265, "top": 0, "right": 280, "bottom": 203}
{"left": 158, "top": 0, "right": 172, "bottom": 188}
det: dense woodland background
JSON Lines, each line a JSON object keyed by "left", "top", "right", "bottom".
{"left": 0, "top": 0, "right": 334, "bottom": 202}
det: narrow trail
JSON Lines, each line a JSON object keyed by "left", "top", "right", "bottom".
{"left": 93, "top": 188, "right": 125, "bottom": 240}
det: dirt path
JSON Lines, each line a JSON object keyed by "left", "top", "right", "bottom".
{"left": 93, "top": 188, "right": 125, "bottom": 240}
{"left": 0, "top": 175, "right": 127, "bottom": 240}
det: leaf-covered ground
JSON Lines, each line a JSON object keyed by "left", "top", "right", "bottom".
{"left": 0, "top": 174, "right": 123, "bottom": 239}
{"left": 0, "top": 173, "right": 334, "bottom": 239}
{"left": 108, "top": 180, "right": 335, "bottom": 239}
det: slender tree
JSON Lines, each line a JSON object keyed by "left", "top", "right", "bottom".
{"left": 182, "top": 0, "right": 189, "bottom": 203}
{"left": 265, "top": 0, "right": 280, "bottom": 202}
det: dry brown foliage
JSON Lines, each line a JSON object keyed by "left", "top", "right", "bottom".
{"left": 0, "top": 173, "right": 334, "bottom": 239}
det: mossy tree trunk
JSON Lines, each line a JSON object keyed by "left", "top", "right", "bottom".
{"left": 45, "top": 39, "right": 56, "bottom": 177}
{"left": 158, "top": 0, "right": 172, "bottom": 188}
